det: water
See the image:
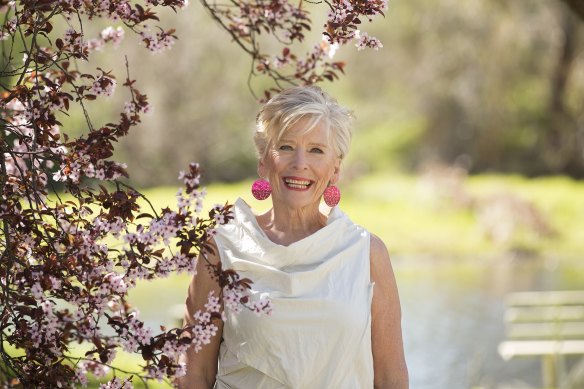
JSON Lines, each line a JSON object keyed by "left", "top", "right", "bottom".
{"left": 132, "top": 255, "right": 584, "bottom": 389}
{"left": 397, "top": 256, "right": 584, "bottom": 389}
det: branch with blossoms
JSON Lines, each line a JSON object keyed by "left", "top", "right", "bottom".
{"left": 0, "top": 0, "right": 270, "bottom": 385}
{"left": 1, "top": 158, "right": 272, "bottom": 387}
{"left": 1, "top": 0, "right": 384, "bottom": 386}
{"left": 200, "top": 0, "right": 387, "bottom": 100}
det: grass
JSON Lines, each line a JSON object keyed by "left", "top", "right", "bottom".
{"left": 6, "top": 173, "right": 583, "bottom": 387}
{"left": 1, "top": 342, "right": 174, "bottom": 388}
{"left": 143, "top": 173, "right": 584, "bottom": 259}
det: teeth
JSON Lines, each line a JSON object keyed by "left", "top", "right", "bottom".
{"left": 287, "top": 183, "right": 307, "bottom": 189}
{"left": 284, "top": 178, "right": 311, "bottom": 185}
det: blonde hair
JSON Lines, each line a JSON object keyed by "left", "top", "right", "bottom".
{"left": 254, "top": 86, "right": 353, "bottom": 160}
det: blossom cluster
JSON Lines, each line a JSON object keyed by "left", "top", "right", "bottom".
{"left": 2, "top": 156, "right": 252, "bottom": 386}
{"left": 1, "top": 0, "right": 385, "bottom": 386}
{"left": 355, "top": 30, "right": 384, "bottom": 51}
{"left": 91, "top": 75, "right": 118, "bottom": 97}
{"left": 99, "top": 377, "right": 134, "bottom": 389}
{"left": 223, "top": 285, "right": 273, "bottom": 316}
{"left": 101, "top": 26, "right": 126, "bottom": 47}
{"left": 0, "top": 0, "right": 250, "bottom": 382}
{"left": 201, "top": 0, "right": 388, "bottom": 98}
{"left": 139, "top": 29, "right": 177, "bottom": 53}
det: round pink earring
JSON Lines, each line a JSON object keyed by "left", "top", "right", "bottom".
{"left": 251, "top": 179, "right": 272, "bottom": 200}
{"left": 323, "top": 185, "right": 341, "bottom": 207}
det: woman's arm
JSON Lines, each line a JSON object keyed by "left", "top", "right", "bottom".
{"left": 176, "top": 240, "right": 224, "bottom": 389}
{"left": 370, "top": 234, "right": 409, "bottom": 389}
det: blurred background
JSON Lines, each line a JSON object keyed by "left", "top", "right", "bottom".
{"left": 61, "top": 0, "right": 584, "bottom": 387}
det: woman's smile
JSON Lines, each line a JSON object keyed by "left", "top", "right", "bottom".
{"left": 282, "top": 176, "right": 314, "bottom": 191}
{"left": 258, "top": 117, "right": 342, "bottom": 210}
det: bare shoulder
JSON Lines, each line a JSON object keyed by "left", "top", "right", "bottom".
{"left": 369, "top": 233, "right": 393, "bottom": 279}
{"left": 369, "top": 233, "right": 389, "bottom": 259}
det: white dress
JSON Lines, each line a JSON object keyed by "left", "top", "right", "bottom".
{"left": 213, "top": 198, "right": 374, "bottom": 389}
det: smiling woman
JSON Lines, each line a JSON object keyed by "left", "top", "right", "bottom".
{"left": 178, "top": 86, "right": 409, "bottom": 389}
{"left": 260, "top": 118, "right": 340, "bottom": 214}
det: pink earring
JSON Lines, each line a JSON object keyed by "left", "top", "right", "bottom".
{"left": 252, "top": 179, "right": 272, "bottom": 200}
{"left": 323, "top": 185, "right": 341, "bottom": 207}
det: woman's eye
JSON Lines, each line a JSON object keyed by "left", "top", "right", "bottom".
{"left": 279, "top": 145, "right": 293, "bottom": 151}
{"left": 310, "top": 148, "right": 324, "bottom": 154}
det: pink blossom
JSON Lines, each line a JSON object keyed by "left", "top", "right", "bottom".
{"left": 31, "top": 282, "right": 43, "bottom": 299}
{"left": 100, "top": 377, "right": 133, "bottom": 389}
{"left": 101, "top": 26, "right": 125, "bottom": 47}
{"left": 174, "top": 362, "right": 187, "bottom": 378}
{"left": 80, "top": 360, "right": 110, "bottom": 378}
{"left": 122, "top": 336, "right": 139, "bottom": 353}
{"left": 75, "top": 367, "right": 89, "bottom": 387}
{"left": 90, "top": 75, "right": 117, "bottom": 97}
{"left": 146, "top": 365, "right": 164, "bottom": 381}
{"left": 204, "top": 291, "right": 221, "bottom": 313}
{"left": 140, "top": 30, "right": 176, "bottom": 53}
{"left": 86, "top": 38, "right": 105, "bottom": 52}
{"left": 354, "top": 30, "right": 383, "bottom": 51}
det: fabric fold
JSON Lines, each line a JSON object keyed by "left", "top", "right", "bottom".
{"left": 214, "top": 198, "right": 374, "bottom": 388}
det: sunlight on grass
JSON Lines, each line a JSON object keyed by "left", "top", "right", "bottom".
{"left": 1, "top": 343, "right": 173, "bottom": 389}
{"left": 32, "top": 173, "right": 583, "bottom": 384}
{"left": 138, "top": 173, "right": 584, "bottom": 258}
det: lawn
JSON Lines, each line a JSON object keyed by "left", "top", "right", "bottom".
{"left": 6, "top": 173, "right": 583, "bottom": 387}
{"left": 143, "top": 172, "right": 584, "bottom": 259}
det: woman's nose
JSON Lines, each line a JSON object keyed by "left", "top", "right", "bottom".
{"left": 292, "top": 150, "right": 308, "bottom": 170}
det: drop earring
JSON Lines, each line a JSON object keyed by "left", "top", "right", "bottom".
{"left": 251, "top": 179, "right": 272, "bottom": 200}
{"left": 323, "top": 185, "right": 341, "bottom": 207}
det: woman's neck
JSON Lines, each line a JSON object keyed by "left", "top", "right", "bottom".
{"left": 257, "top": 201, "right": 328, "bottom": 246}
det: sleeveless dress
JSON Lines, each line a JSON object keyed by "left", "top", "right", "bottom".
{"left": 213, "top": 198, "right": 374, "bottom": 389}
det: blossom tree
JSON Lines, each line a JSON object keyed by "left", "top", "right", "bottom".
{"left": 0, "top": 0, "right": 387, "bottom": 386}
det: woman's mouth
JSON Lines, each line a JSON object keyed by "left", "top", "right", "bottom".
{"left": 282, "top": 177, "right": 313, "bottom": 191}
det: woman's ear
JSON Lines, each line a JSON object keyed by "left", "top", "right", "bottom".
{"left": 330, "top": 158, "right": 341, "bottom": 185}
{"left": 257, "top": 159, "right": 267, "bottom": 179}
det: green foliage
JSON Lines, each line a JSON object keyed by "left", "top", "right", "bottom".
{"left": 51, "top": 0, "right": 584, "bottom": 185}
{"left": 33, "top": 173, "right": 583, "bottom": 385}
{"left": 346, "top": 117, "right": 427, "bottom": 173}
{"left": 139, "top": 173, "right": 584, "bottom": 258}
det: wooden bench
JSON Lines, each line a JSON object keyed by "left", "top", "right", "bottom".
{"left": 498, "top": 291, "right": 584, "bottom": 388}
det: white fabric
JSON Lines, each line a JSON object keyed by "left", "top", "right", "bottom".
{"left": 213, "top": 198, "right": 374, "bottom": 389}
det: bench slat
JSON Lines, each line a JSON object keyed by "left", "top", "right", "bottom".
{"left": 505, "top": 306, "right": 584, "bottom": 323}
{"left": 507, "top": 322, "right": 584, "bottom": 340}
{"left": 498, "top": 340, "right": 584, "bottom": 360}
{"left": 506, "top": 291, "right": 584, "bottom": 306}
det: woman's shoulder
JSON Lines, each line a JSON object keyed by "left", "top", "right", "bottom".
{"left": 368, "top": 233, "right": 393, "bottom": 280}
{"left": 369, "top": 233, "right": 388, "bottom": 256}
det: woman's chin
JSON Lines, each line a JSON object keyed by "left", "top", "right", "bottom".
{"left": 273, "top": 191, "right": 318, "bottom": 209}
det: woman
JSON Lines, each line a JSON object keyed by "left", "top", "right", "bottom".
{"left": 178, "top": 86, "right": 408, "bottom": 388}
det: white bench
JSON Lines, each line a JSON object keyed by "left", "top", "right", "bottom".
{"left": 498, "top": 291, "right": 584, "bottom": 388}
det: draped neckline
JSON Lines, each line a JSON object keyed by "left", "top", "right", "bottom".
{"left": 233, "top": 197, "right": 346, "bottom": 249}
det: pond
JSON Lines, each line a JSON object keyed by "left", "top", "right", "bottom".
{"left": 398, "top": 255, "right": 584, "bottom": 389}
{"left": 129, "top": 255, "right": 584, "bottom": 389}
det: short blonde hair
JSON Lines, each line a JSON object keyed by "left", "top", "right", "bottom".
{"left": 254, "top": 86, "right": 353, "bottom": 160}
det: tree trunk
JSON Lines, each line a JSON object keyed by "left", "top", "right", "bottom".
{"left": 543, "top": 6, "right": 581, "bottom": 175}
{"left": 561, "top": 0, "right": 584, "bottom": 21}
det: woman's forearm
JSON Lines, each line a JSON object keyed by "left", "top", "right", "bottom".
{"left": 374, "top": 375, "right": 409, "bottom": 389}
{"left": 374, "top": 381, "right": 408, "bottom": 389}
{"left": 176, "top": 375, "right": 214, "bottom": 389}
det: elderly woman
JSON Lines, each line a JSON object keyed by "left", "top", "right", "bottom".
{"left": 178, "top": 86, "right": 408, "bottom": 388}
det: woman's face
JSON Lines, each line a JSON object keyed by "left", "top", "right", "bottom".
{"left": 259, "top": 118, "right": 340, "bottom": 210}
